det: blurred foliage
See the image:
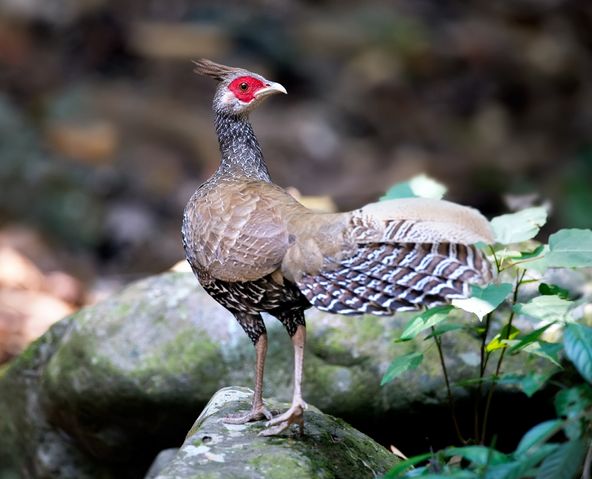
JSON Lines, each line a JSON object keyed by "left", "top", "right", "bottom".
{"left": 0, "top": 97, "right": 103, "bottom": 247}
{"left": 0, "top": 0, "right": 591, "bottom": 278}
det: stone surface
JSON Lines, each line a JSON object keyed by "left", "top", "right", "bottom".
{"left": 0, "top": 319, "right": 122, "bottom": 478}
{"left": 0, "top": 271, "right": 556, "bottom": 477}
{"left": 145, "top": 449, "right": 179, "bottom": 479}
{"left": 152, "top": 387, "right": 399, "bottom": 479}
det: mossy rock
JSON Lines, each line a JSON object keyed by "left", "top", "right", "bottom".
{"left": 149, "top": 387, "right": 399, "bottom": 479}
{"left": 0, "top": 318, "right": 120, "bottom": 478}
{"left": 0, "top": 271, "right": 556, "bottom": 477}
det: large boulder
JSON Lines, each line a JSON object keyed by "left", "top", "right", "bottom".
{"left": 0, "top": 271, "right": 555, "bottom": 477}
{"left": 0, "top": 318, "right": 121, "bottom": 478}
{"left": 148, "top": 387, "right": 399, "bottom": 479}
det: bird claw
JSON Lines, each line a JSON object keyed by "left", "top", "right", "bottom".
{"left": 223, "top": 405, "right": 274, "bottom": 424}
{"left": 258, "top": 401, "right": 307, "bottom": 436}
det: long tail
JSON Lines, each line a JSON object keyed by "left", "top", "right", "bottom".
{"left": 297, "top": 242, "right": 492, "bottom": 316}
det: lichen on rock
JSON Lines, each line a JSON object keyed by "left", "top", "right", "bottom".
{"left": 151, "top": 387, "right": 399, "bottom": 479}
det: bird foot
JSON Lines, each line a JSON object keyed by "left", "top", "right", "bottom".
{"left": 223, "top": 404, "right": 274, "bottom": 424}
{"left": 258, "top": 400, "right": 308, "bottom": 436}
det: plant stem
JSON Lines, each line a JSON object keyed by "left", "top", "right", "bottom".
{"left": 500, "top": 256, "right": 543, "bottom": 272}
{"left": 489, "top": 246, "right": 501, "bottom": 273}
{"left": 479, "top": 313, "right": 493, "bottom": 377}
{"left": 479, "top": 268, "right": 527, "bottom": 444}
{"left": 474, "top": 312, "right": 493, "bottom": 439}
{"left": 432, "top": 327, "right": 467, "bottom": 444}
{"left": 473, "top": 247, "right": 503, "bottom": 440}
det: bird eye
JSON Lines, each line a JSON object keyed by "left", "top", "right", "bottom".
{"left": 239, "top": 82, "right": 248, "bottom": 91}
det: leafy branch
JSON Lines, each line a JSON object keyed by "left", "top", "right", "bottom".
{"left": 480, "top": 267, "right": 527, "bottom": 444}
{"left": 379, "top": 178, "right": 592, "bottom": 479}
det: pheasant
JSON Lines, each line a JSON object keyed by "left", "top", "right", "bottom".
{"left": 182, "top": 59, "right": 494, "bottom": 436}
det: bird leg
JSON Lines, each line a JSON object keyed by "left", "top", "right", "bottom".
{"left": 260, "top": 324, "right": 307, "bottom": 436}
{"left": 224, "top": 333, "right": 273, "bottom": 424}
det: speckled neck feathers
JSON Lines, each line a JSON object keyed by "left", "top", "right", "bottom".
{"left": 213, "top": 112, "right": 271, "bottom": 182}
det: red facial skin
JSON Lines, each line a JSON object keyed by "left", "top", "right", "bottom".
{"left": 228, "top": 76, "right": 267, "bottom": 103}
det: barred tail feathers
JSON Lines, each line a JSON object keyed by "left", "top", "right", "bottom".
{"left": 297, "top": 242, "right": 492, "bottom": 316}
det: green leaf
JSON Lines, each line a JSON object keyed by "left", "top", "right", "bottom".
{"left": 486, "top": 325, "right": 521, "bottom": 352}
{"left": 381, "top": 174, "right": 447, "bottom": 201}
{"left": 513, "top": 295, "right": 573, "bottom": 323}
{"left": 399, "top": 306, "right": 453, "bottom": 341}
{"left": 484, "top": 461, "right": 525, "bottom": 479}
{"left": 535, "top": 439, "right": 586, "bottom": 479}
{"left": 498, "top": 372, "right": 555, "bottom": 397}
{"left": 508, "top": 324, "right": 553, "bottom": 354}
{"left": 555, "top": 385, "right": 592, "bottom": 417}
{"left": 563, "top": 322, "right": 592, "bottom": 383}
{"left": 518, "top": 244, "right": 546, "bottom": 260}
{"left": 382, "top": 452, "right": 432, "bottom": 478}
{"left": 382, "top": 182, "right": 416, "bottom": 201}
{"left": 542, "top": 229, "right": 592, "bottom": 268}
{"left": 530, "top": 229, "right": 592, "bottom": 271}
{"left": 381, "top": 352, "right": 424, "bottom": 386}
{"left": 452, "top": 283, "right": 513, "bottom": 320}
{"left": 515, "top": 419, "right": 562, "bottom": 455}
{"left": 445, "top": 446, "right": 509, "bottom": 466}
{"left": 425, "top": 323, "right": 465, "bottom": 339}
{"left": 521, "top": 341, "right": 563, "bottom": 367}
{"left": 555, "top": 385, "right": 592, "bottom": 439}
{"left": 490, "top": 207, "right": 547, "bottom": 244}
{"left": 538, "top": 283, "right": 569, "bottom": 299}
{"left": 414, "top": 472, "right": 478, "bottom": 479}
{"left": 408, "top": 174, "right": 447, "bottom": 199}
{"left": 485, "top": 445, "right": 558, "bottom": 479}
{"left": 484, "top": 462, "right": 523, "bottom": 479}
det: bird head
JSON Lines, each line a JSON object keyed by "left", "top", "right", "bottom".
{"left": 193, "top": 59, "right": 287, "bottom": 116}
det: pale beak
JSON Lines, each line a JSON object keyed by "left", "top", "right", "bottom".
{"left": 255, "top": 82, "right": 287, "bottom": 98}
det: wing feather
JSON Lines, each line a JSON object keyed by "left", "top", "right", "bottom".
{"left": 359, "top": 197, "right": 494, "bottom": 244}
{"left": 294, "top": 197, "right": 494, "bottom": 315}
{"left": 187, "top": 182, "right": 292, "bottom": 282}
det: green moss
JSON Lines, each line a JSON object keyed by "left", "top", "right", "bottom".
{"left": 247, "top": 454, "right": 317, "bottom": 479}
{"left": 141, "top": 328, "right": 222, "bottom": 376}
{"left": 115, "top": 302, "right": 131, "bottom": 317}
{"left": 5, "top": 316, "right": 71, "bottom": 374}
{"left": 187, "top": 473, "right": 220, "bottom": 479}
{"left": 158, "top": 388, "right": 398, "bottom": 478}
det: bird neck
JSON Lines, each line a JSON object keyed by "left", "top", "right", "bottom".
{"left": 214, "top": 112, "right": 271, "bottom": 182}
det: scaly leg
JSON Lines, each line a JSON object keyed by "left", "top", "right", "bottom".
{"left": 224, "top": 315, "right": 273, "bottom": 424}
{"left": 260, "top": 323, "right": 307, "bottom": 436}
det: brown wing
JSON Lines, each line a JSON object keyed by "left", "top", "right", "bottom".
{"left": 189, "top": 181, "right": 295, "bottom": 282}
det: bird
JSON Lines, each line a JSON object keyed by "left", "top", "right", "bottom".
{"left": 182, "top": 59, "right": 494, "bottom": 436}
